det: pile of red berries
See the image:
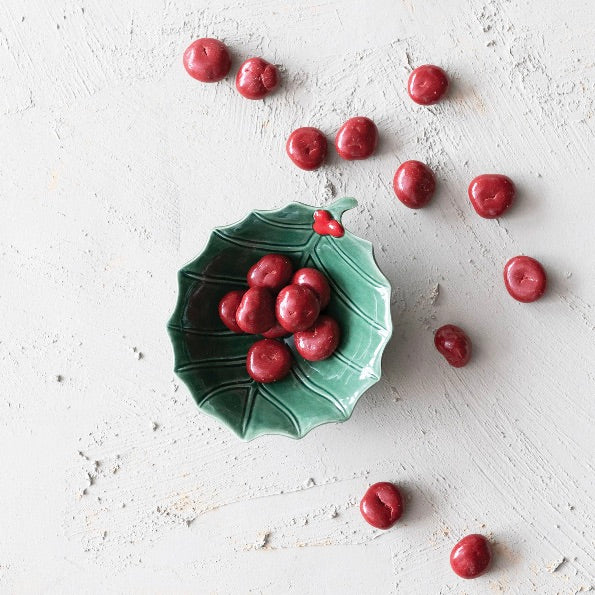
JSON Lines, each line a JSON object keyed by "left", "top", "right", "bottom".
{"left": 218, "top": 254, "right": 341, "bottom": 383}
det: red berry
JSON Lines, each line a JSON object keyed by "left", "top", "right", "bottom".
{"left": 235, "top": 57, "right": 279, "bottom": 100}
{"left": 407, "top": 65, "right": 449, "bottom": 105}
{"left": 503, "top": 256, "right": 547, "bottom": 303}
{"left": 236, "top": 287, "right": 275, "bottom": 334}
{"left": 218, "top": 290, "right": 245, "bottom": 333}
{"left": 286, "top": 127, "right": 327, "bottom": 171}
{"left": 261, "top": 321, "right": 291, "bottom": 339}
{"left": 360, "top": 482, "right": 404, "bottom": 529}
{"left": 434, "top": 325, "right": 472, "bottom": 368}
{"left": 393, "top": 160, "right": 436, "bottom": 209}
{"left": 450, "top": 534, "right": 492, "bottom": 579}
{"left": 335, "top": 117, "right": 378, "bottom": 160}
{"left": 312, "top": 210, "right": 344, "bottom": 238}
{"left": 183, "top": 38, "right": 231, "bottom": 83}
{"left": 276, "top": 285, "right": 320, "bottom": 333}
{"left": 468, "top": 174, "right": 515, "bottom": 218}
{"left": 294, "top": 315, "right": 340, "bottom": 361}
{"left": 247, "top": 254, "right": 293, "bottom": 293}
{"left": 292, "top": 268, "right": 331, "bottom": 309}
{"left": 246, "top": 339, "right": 292, "bottom": 383}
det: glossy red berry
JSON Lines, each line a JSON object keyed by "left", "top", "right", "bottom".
{"left": 276, "top": 285, "right": 320, "bottom": 333}
{"left": 503, "top": 256, "right": 547, "bottom": 302}
{"left": 335, "top": 117, "right": 378, "bottom": 160}
{"left": 292, "top": 268, "right": 331, "bottom": 309}
{"left": 218, "top": 290, "right": 245, "bottom": 333}
{"left": 246, "top": 339, "right": 292, "bottom": 383}
{"left": 294, "top": 315, "right": 340, "bottom": 361}
{"left": 468, "top": 174, "right": 515, "bottom": 218}
{"left": 407, "top": 65, "right": 449, "bottom": 105}
{"left": 235, "top": 57, "right": 279, "bottom": 100}
{"left": 236, "top": 287, "right": 276, "bottom": 334}
{"left": 360, "top": 482, "right": 404, "bottom": 529}
{"left": 393, "top": 160, "right": 436, "bottom": 209}
{"left": 183, "top": 38, "right": 231, "bottom": 83}
{"left": 261, "top": 321, "right": 291, "bottom": 339}
{"left": 450, "top": 534, "right": 492, "bottom": 579}
{"left": 286, "top": 127, "right": 327, "bottom": 170}
{"left": 434, "top": 325, "right": 472, "bottom": 368}
{"left": 247, "top": 254, "right": 293, "bottom": 293}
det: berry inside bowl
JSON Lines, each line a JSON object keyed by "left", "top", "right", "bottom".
{"left": 167, "top": 197, "right": 392, "bottom": 440}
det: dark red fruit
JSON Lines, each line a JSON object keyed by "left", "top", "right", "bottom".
{"left": 292, "top": 268, "right": 331, "bottom": 309}
{"left": 286, "top": 127, "right": 327, "bottom": 170}
{"left": 246, "top": 339, "right": 292, "bottom": 383}
{"left": 312, "top": 210, "right": 344, "bottom": 238}
{"left": 450, "top": 534, "right": 492, "bottom": 579}
{"left": 261, "top": 321, "right": 291, "bottom": 339}
{"left": 183, "top": 38, "right": 231, "bottom": 83}
{"left": 235, "top": 287, "right": 275, "bottom": 334}
{"left": 434, "top": 325, "right": 472, "bottom": 368}
{"left": 468, "top": 174, "right": 515, "bottom": 218}
{"left": 235, "top": 57, "right": 279, "bottom": 100}
{"left": 503, "top": 256, "right": 547, "bottom": 303}
{"left": 276, "top": 285, "right": 320, "bottom": 333}
{"left": 407, "top": 65, "right": 449, "bottom": 105}
{"left": 393, "top": 160, "right": 436, "bottom": 209}
{"left": 247, "top": 254, "right": 293, "bottom": 293}
{"left": 360, "top": 482, "right": 404, "bottom": 530}
{"left": 294, "top": 315, "right": 340, "bottom": 361}
{"left": 218, "top": 289, "right": 245, "bottom": 333}
{"left": 335, "top": 117, "right": 378, "bottom": 160}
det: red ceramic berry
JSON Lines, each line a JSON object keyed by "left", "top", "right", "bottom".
{"left": 261, "top": 321, "right": 291, "bottom": 339}
{"left": 503, "top": 256, "right": 547, "bottom": 303}
{"left": 247, "top": 254, "right": 293, "bottom": 293}
{"left": 435, "top": 325, "right": 472, "bottom": 368}
{"left": 393, "top": 160, "right": 436, "bottom": 209}
{"left": 450, "top": 534, "right": 492, "bottom": 579}
{"left": 183, "top": 38, "right": 231, "bottom": 83}
{"left": 294, "top": 315, "right": 340, "bottom": 361}
{"left": 235, "top": 57, "right": 279, "bottom": 100}
{"left": 286, "top": 127, "right": 327, "bottom": 171}
{"left": 246, "top": 339, "right": 292, "bottom": 383}
{"left": 312, "top": 210, "right": 344, "bottom": 238}
{"left": 407, "top": 65, "right": 449, "bottom": 105}
{"left": 236, "top": 287, "right": 275, "bottom": 334}
{"left": 292, "top": 268, "right": 331, "bottom": 309}
{"left": 335, "top": 117, "right": 378, "bottom": 160}
{"left": 276, "top": 285, "right": 320, "bottom": 333}
{"left": 360, "top": 482, "right": 404, "bottom": 529}
{"left": 218, "top": 289, "right": 245, "bottom": 333}
{"left": 468, "top": 174, "right": 515, "bottom": 218}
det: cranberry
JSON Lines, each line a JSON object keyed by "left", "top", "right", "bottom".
{"left": 468, "top": 174, "right": 515, "bottom": 218}
{"left": 235, "top": 287, "right": 275, "bottom": 334}
{"left": 450, "top": 534, "right": 492, "bottom": 579}
{"left": 261, "top": 321, "right": 291, "bottom": 339}
{"left": 246, "top": 339, "right": 292, "bottom": 383}
{"left": 294, "top": 315, "right": 340, "bottom": 361}
{"left": 276, "top": 285, "right": 320, "bottom": 333}
{"left": 393, "top": 160, "right": 436, "bottom": 209}
{"left": 235, "top": 57, "right": 279, "bottom": 100}
{"left": 292, "top": 268, "right": 331, "bottom": 309}
{"left": 360, "top": 482, "right": 404, "bottom": 529}
{"left": 183, "top": 38, "right": 231, "bottom": 83}
{"left": 503, "top": 256, "right": 547, "bottom": 303}
{"left": 218, "top": 289, "right": 245, "bottom": 333}
{"left": 407, "top": 65, "right": 449, "bottom": 105}
{"left": 434, "top": 325, "right": 472, "bottom": 368}
{"left": 286, "top": 127, "right": 327, "bottom": 171}
{"left": 335, "top": 117, "right": 378, "bottom": 160}
{"left": 247, "top": 254, "right": 293, "bottom": 293}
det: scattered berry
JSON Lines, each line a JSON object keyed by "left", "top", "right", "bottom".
{"left": 434, "top": 325, "right": 472, "bottom": 368}
{"left": 468, "top": 174, "right": 515, "bottom": 218}
{"left": 183, "top": 38, "right": 231, "bottom": 83}
{"left": 393, "top": 160, "right": 436, "bottom": 209}
{"left": 450, "top": 534, "right": 492, "bottom": 579}
{"left": 236, "top": 57, "right": 279, "bottom": 99}
{"left": 503, "top": 256, "right": 547, "bottom": 302}
{"left": 407, "top": 65, "right": 449, "bottom": 105}
{"left": 335, "top": 117, "right": 378, "bottom": 160}
{"left": 360, "top": 482, "right": 404, "bottom": 529}
{"left": 286, "top": 127, "right": 327, "bottom": 170}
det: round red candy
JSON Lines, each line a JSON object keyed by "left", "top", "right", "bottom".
{"left": 292, "top": 268, "right": 331, "bottom": 309}
{"left": 503, "top": 256, "right": 547, "bottom": 303}
{"left": 235, "top": 287, "right": 275, "bottom": 334}
{"left": 434, "top": 325, "right": 472, "bottom": 368}
{"left": 247, "top": 254, "right": 293, "bottom": 293}
{"left": 218, "top": 289, "right": 245, "bottom": 333}
{"left": 294, "top": 315, "right": 340, "bottom": 361}
{"left": 360, "top": 482, "right": 404, "bottom": 530}
{"left": 246, "top": 339, "right": 292, "bottom": 383}
{"left": 468, "top": 174, "right": 515, "bottom": 218}
{"left": 183, "top": 38, "right": 231, "bottom": 83}
{"left": 235, "top": 57, "right": 279, "bottom": 100}
{"left": 276, "top": 285, "right": 320, "bottom": 333}
{"left": 393, "top": 160, "right": 436, "bottom": 209}
{"left": 407, "top": 65, "right": 449, "bottom": 105}
{"left": 450, "top": 534, "right": 492, "bottom": 579}
{"left": 335, "top": 117, "right": 378, "bottom": 160}
{"left": 286, "top": 127, "right": 327, "bottom": 171}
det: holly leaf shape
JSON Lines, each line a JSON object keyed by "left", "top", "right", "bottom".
{"left": 167, "top": 198, "right": 392, "bottom": 440}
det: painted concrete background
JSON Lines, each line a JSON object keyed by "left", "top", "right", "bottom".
{"left": 1, "top": 0, "right": 594, "bottom": 593}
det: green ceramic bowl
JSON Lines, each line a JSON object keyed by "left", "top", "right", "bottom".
{"left": 167, "top": 197, "right": 392, "bottom": 440}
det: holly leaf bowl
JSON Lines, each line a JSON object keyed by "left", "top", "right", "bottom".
{"left": 167, "top": 197, "right": 392, "bottom": 440}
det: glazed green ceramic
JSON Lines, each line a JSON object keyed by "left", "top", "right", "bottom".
{"left": 167, "top": 197, "right": 392, "bottom": 440}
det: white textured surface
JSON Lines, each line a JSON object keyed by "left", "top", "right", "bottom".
{"left": 1, "top": 0, "right": 594, "bottom": 593}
